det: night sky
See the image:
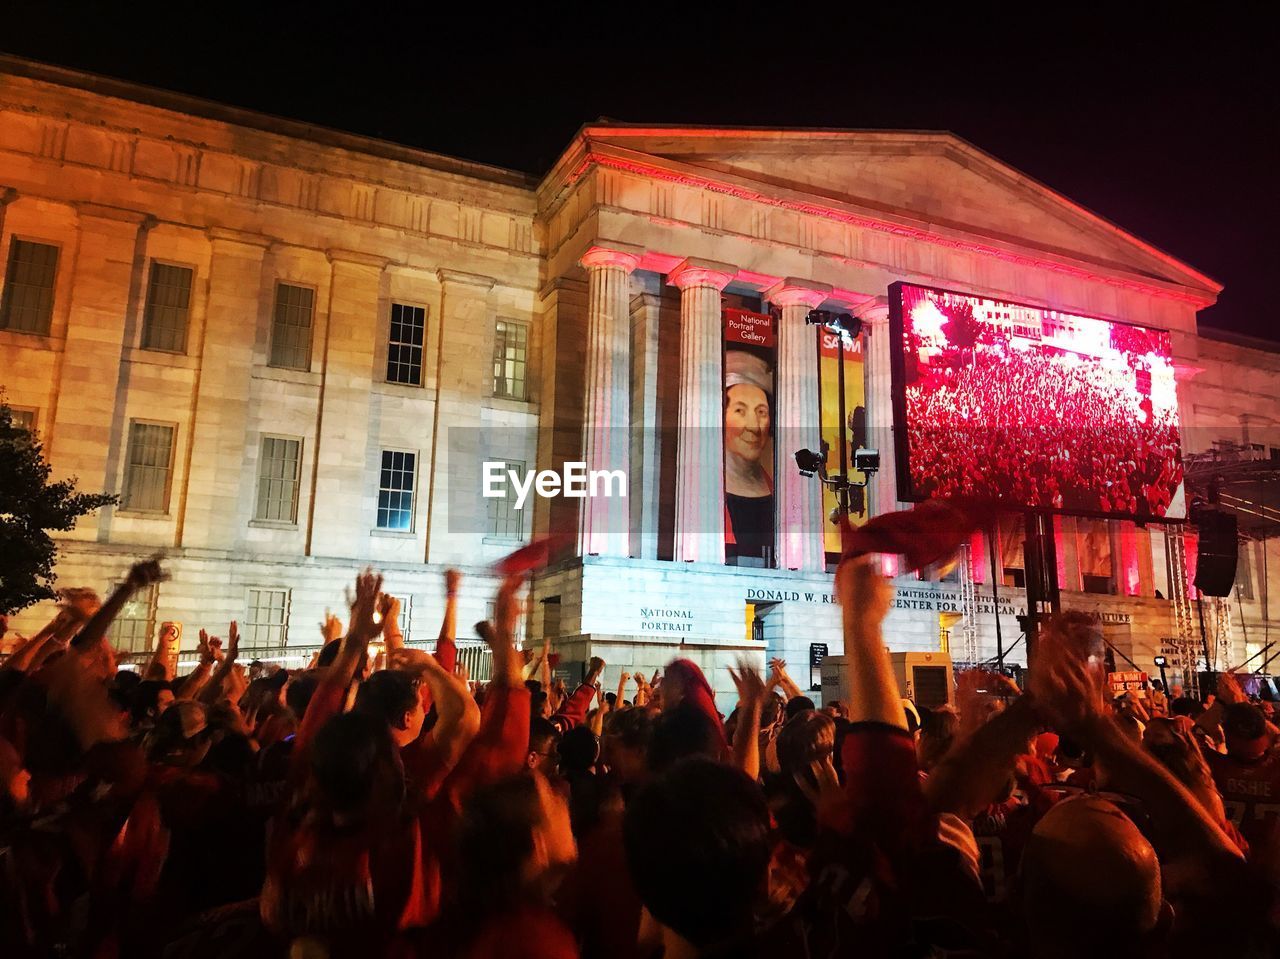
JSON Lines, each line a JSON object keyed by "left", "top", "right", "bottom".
{"left": 4, "top": 5, "right": 1275, "bottom": 342}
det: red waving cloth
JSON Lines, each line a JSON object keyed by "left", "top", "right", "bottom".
{"left": 664, "top": 658, "right": 728, "bottom": 753}
{"left": 491, "top": 533, "right": 572, "bottom": 575}
{"left": 838, "top": 497, "right": 997, "bottom": 573}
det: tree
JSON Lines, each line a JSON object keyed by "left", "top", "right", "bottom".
{"left": 941, "top": 300, "right": 981, "bottom": 365}
{"left": 0, "top": 397, "right": 118, "bottom": 615}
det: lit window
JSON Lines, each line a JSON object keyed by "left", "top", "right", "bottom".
{"left": 486, "top": 458, "right": 526, "bottom": 541}
{"left": 8, "top": 407, "right": 36, "bottom": 437}
{"left": 245, "top": 588, "right": 289, "bottom": 649}
{"left": 387, "top": 303, "right": 426, "bottom": 385}
{"left": 255, "top": 436, "right": 302, "bottom": 523}
{"left": 141, "top": 262, "right": 194, "bottom": 353}
{"left": 123, "top": 421, "right": 175, "bottom": 512}
{"left": 268, "top": 283, "right": 314, "bottom": 370}
{"left": 113, "top": 581, "right": 158, "bottom": 653}
{"left": 0, "top": 239, "right": 59, "bottom": 334}
{"left": 492, "top": 318, "right": 529, "bottom": 400}
{"left": 377, "top": 450, "right": 417, "bottom": 531}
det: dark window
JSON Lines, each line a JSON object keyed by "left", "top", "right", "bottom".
{"left": 387, "top": 303, "right": 426, "bottom": 385}
{"left": 0, "top": 239, "right": 59, "bottom": 334}
{"left": 377, "top": 450, "right": 416, "bottom": 531}
{"left": 269, "top": 283, "right": 314, "bottom": 370}
{"left": 492, "top": 318, "right": 529, "bottom": 399}
{"left": 141, "top": 262, "right": 194, "bottom": 352}
{"left": 123, "top": 421, "right": 175, "bottom": 512}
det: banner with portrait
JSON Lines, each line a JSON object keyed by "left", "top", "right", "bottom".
{"left": 724, "top": 308, "right": 776, "bottom": 565}
{"left": 818, "top": 325, "right": 867, "bottom": 556}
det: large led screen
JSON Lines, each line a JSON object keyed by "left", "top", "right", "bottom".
{"left": 889, "top": 282, "right": 1185, "bottom": 520}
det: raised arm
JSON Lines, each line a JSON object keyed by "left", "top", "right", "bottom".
{"left": 436, "top": 568, "right": 461, "bottom": 675}
{"left": 835, "top": 556, "right": 903, "bottom": 729}
{"left": 380, "top": 593, "right": 404, "bottom": 652}
{"left": 175, "top": 629, "right": 219, "bottom": 700}
{"left": 73, "top": 558, "right": 166, "bottom": 651}
{"left": 769, "top": 658, "right": 805, "bottom": 702}
{"left": 924, "top": 689, "right": 1040, "bottom": 817}
{"left": 1030, "top": 616, "right": 1245, "bottom": 879}
{"left": 295, "top": 570, "right": 382, "bottom": 757}
{"left": 198, "top": 622, "right": 241, "bottom": 705}
{"left": 729, "top": 661, "right": 767, "bottom": 781}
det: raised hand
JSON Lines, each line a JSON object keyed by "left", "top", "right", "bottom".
{"left": 1217, "top": 671, "right": 1246, "bottom": 706}
{"left": 226, "top": 620, "right": 240, "bottom": 662}
{"left": 729, "top": 660, "right": 768, "bottom": 708}
{"left": 126, "top": 557, "right": 168, "bottom": 591}
{"left": 320, "top": 610, "right": 344, "bottom": 644}
{"left": 349, "top": 569, "right": 385, "bottom": 642}
{"left": 835, "top": 555, "right": 893, "bottom": 626}
{"left": 445, "top": 568, "right": 462, "bottom": 598}
{"left": 1027, "top": 615, "right": 1107, "bottom": 734}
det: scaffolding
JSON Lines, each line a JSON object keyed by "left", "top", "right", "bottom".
{"left": 1166, "top": 524, "right": 1200, "bottom": 697}
{"left": 957, "top": 542, "right": 980, "bottom": 666}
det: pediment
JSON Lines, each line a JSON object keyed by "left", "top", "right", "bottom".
{"left": 575, "top": 127, "right": 1218, "bottom": 299}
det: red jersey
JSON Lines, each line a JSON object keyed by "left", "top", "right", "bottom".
{"left": 1206, "top": 745, "right": 1280, "bottom": 865}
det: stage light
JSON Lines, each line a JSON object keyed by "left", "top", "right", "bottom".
{"left": 853, "top": 448, "right": 880, "bottom": 473}
{"left": 795, "top": 448, "right": 826, "bottom": 478}
{"left": 1154, "top": 655, "right": 1168, "bottom": 667}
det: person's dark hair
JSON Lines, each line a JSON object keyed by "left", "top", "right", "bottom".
{"left": 624, "top": 758, "right": 771, "bottom": 949}
{"left": 784, "top": 695, "right": 815, "bottom": 720}
{"left": 558, "top": 725, "right": 600, "bottom": 774}
{"left": 455, "top": 774, "right": 545, "bottom": 918}
{"left": 309, "top": 711, "right": 400, "bottom": 814}
{"left": 130, "top": 679, "right": 173, "bottom": 724}
{"left": 647, "top": 701, "right": 723, "bottom": 772}
{"left": 286, "top": 670, "right": 322, "bottom": 720}
{"left": 917, "top": 706, "right": 959, "bottom": 770}
{"left": 1170, "top": 696, "right": 1204, "bottom": 719}
{"left": 776, "top": 709, "right": 835, "bottom": 776}
{"left": 605, "top": 704, "right": 655, "bottom": 751}
{"left": 528, "top": 716, "right": 560, "bottom": 756}
{"left": 760, "top": 691, "right": 785, "bottom": 729}
{"left": 317, "top": 639, "right": 342, "bottom": 668}
{"left": 113, "top": 669, "right": 143, "bottom": 694}
{"left": 354, "top": 670, "right": 419, "bottom": 729}
{"left": 1224, "top": 702, "right": 1267, "bottom": 742}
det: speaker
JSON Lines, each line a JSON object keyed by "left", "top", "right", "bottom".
{"left": 1193, "top": 510, "right": 1239, "bottom": 597}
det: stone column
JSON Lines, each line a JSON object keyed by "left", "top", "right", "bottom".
{"left": 579, "top": 245, "right": 641, "bottom": 557}
{"left": 306, "top": 250, "right": 389, "bottom": 558}
{"left": 179, "top": 229, "right": 270, "bottom": 549}
{"left": 765, "top": 278, "right": 830, "bottom": 571}
{"left": 669, "top": 258, "right": 735, "bottom": 564}
{"left": 858, "top": 300, "right": 898, "bottom": 518}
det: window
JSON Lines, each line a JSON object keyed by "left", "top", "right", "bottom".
{"left": 377, "top": 450, "right": 417, "bottom": 531}
{"left": 113, "top": 582, "right": 158, "bottom": 653}
{"left": 1236, "top": 541, "right": 1254, "bottom": 601}
{"left": 123, "top": 421, "right": 175, "bottom": 512}
{"left": 387, "top": 303, "right": 426, "bottom": 385}
{"left": 245, "top": 588, "right": 289, "bottom": 649}
{"left": 0, "top": 239, "right": 59, "bottom": 334}
{"left": 492, "top": 318, "right": 529, "bottom": 400}
{"left": 8, "top": 407, "right": 36, "bottom": 436}
{"left": 268, "top": 283, "right": 315, "bottom": 370}
{"left": 486, "top": 458, "right": 526, "bottom": 540}
{"left": 255, "top": 436, "right": 302, "bottom": 523}
{"left": 141, "top": 262, "right": 194, "bottom": 352}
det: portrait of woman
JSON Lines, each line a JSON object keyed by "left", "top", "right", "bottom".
{"left": 724, "top": 347, "right": 775, "bottom": 563}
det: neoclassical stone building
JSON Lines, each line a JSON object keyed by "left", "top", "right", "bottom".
{"left": 2, "top": 57, "right": 1277, "bottom": 704}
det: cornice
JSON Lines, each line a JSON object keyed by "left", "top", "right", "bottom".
{"left": 549, "top": 142, "right": 1217, "bottom": 308}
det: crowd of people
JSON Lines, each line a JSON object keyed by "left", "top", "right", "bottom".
{"left": 2, "top": 551, "right": 1278, "bottom": 957}
{"left": 906, "top": 346, "right": 1183, "bottom": 516}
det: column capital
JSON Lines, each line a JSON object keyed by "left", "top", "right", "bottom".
{"left": 854, "top": 295, "right": 891, "bottom": 324}
{"left": 668, "top": 257, "right": 736, "bottom": 292}
{"left": 580, "top": 242, "right": 643, "bottom": 273}
{"left": 765, "top": 277, "right": 832, "bottom": 309}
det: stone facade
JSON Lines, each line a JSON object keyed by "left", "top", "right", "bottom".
{"left": 3, "top": 59, "right": 1279, "bottom": 708}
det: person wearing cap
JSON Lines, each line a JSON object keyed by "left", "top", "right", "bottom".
{"left": 723, "top": 348, "right": 774, "bottom": 561}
